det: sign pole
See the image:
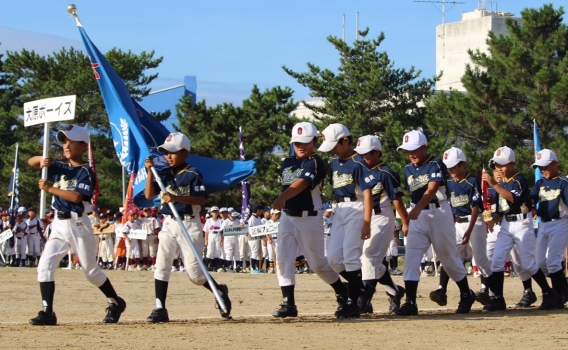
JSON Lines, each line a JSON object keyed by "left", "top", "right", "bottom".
{"left": 39, "top": 122, "right": 51, "bottom": 219}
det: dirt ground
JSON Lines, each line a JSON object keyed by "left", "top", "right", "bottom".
{"left": 1, "top": 267, "right": 567, "bottom": 350}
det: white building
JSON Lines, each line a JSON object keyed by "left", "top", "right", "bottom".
{"left": 436, "top": 6, "right": 520, "bottom": 91}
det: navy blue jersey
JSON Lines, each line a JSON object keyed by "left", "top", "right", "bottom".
{"left": 368, "top": 162, "right": 404, "bottom": 208}
{"left": 530, "top": 175, "right": 568, "bottom": 220}
{"left": 447, "top": 174, "right": 483, "bottom": 216}
{"left": 489, "top": 188, "right": 498, "bottom": 214}
{"left": 153, "top": 164, "right": 206, "bottom": 216}
{"left": 47, "top": 161, "right": 94, "bottom": 213}
{"left": 496, "top": 173, "right": 531, "bottom": 215}
{"left": 330, "top": 154, "right": 373, "bottom": 198}
{"left": 280, "top": 155, "right": 325, "bottom": 211}
{"left": 403, "top": 156, "right": 448, "bottom": 205}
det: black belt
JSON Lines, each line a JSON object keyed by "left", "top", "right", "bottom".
{"left": 373, "top": 207, "right": 382, "bottom": 215}
{"left": 504, "top": 213, "right": 527, "bottom": 222}
{"left": 16, "top": 237, "right": 21, "bottom": 240}
{"left": 455, "top": 216, "right": 469, "bottom": 223}
{"left": 336, "top": 195, "right": 358, "bottom": 203}
{"left": 56, "top": 211, "right": 83, "bottom": 220}
{"left": 421, "top": 202, "right": 441, "bottom": 210}
{"left": 283, "top": 209, "right": 318, "bottom": 217}
{"left": 101, "top": 238, "right": 106, "bottom": 241}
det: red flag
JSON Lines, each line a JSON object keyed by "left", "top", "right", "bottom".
{"left": 481, "top": 168, "right": 492, "bottom": 222}
{"left": 122, "top": 172, "right": 139, "bottom": 224}
{"left": 88, "top": 143, "right": 100, "bottom": 205}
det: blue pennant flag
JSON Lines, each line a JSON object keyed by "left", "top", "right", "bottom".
{"left": 7, "top": 144, "right": 20, "bottom": 246}
{"left": 239, "top": 127, "right": 252, "bottom": 224}
{"left": 534, "top": 120, "right": 542, "bottom": 182}
{"left": 74, "top": 16, "right": 256, "bottom": 207}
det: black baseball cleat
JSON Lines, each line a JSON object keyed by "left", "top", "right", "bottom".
{"left": 456, "top": 289, "right": 476, "bottom": 314}
{"left": 515, "top": 290, "right": 537, "bottom": 308}
{"left": 357, "top": 283, "right": 375, "bottom": 314}
{"left": 429, "top": 288, "right": 447, "bottom": 306}
{"left": 334, "top": 299, "right": 360, "bottom": 319}
{"left": 146, "top": 308, "right": 170, "bottom": 323}
{"left": 102, "top": 297, "right": 126, "bottom": 324}
{"left": 394, "top": 302, "right": 418, "bottom": 316}
{"left": 475, "top": 288, "right": 490, "bottom": 305}
{"left": 215, "top": 284, "right": 232, "bottom": 318}
{"left": 388, "top": 285, "right": 406, "bottom": 313}
{"left": 29, "top": 311, "right": 57, "bottom": 326}
{"left": 539, "top": 290, "right": 562, "bottom": 310}
{"left": 272, "top": 302, "right": 298, "bottom": 318}
{"left": 483, "top": 296, "right": 506, "bottom": 311}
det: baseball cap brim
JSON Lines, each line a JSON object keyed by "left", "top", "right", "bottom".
{"left": 56, "top": 129, "right": 90, "bottom": 144}
{"left": 290, "top": 135, "right": 314, "bottom": 144}
{"left": 354, "top": 146, "right": 375, "bottom": 154}
{"left": 443, "top": 160, "right": 462, "bottom": 168}
{"left": 397, "top": 143, "right": 422, "bottom": 151}
{"left": 492, "top": 157, "right": 512, "bottom": 165}
{"left": 532, "top": 159, "right": 554, "bottom": 169}
{"left": 318, "top": 140, "right": 339, "bottom": 153}
{"left": 157, "top": 143, "right": 184, "bottom": 153}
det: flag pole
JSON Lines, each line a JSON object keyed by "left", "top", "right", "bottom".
{"left": 149, "top": 166, "right": 228, "bottom": 314}
{"left": 39, "top": 122, "right": 51, "bottom": 220}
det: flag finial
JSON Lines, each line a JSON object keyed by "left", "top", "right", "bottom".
{"left": 67, "top": 4, "right": 77, "bottom": 15}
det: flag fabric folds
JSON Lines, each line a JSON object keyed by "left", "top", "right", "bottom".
{"left": 239, "top": 127, "right": 252, "bottom": 224}
{"left": 534, "top": 119, "right": 543, "bottom": 182}
{"left": 74, "top": 16, "right": 256, "bottom": 208}
{"left": 7, "top": 143, "right": 19, "bottom": 247}
{"left": 87, "top": 142, "right": 100, "bottom": 205}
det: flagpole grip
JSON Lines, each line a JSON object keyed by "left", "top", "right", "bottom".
{"left": 149, "top": 166, "right": 227, "bottom": 314}
{"left": 39, "top": 122, "right": 51, "bottom": 220}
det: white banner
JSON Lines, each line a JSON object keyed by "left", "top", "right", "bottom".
{"left": 249, "top": 222, "right": 279, "bottom": 238}
{"left": 23, "top": 95, "right": 76, "bottom": 126}
{"left": 0, "top": 229, "right": 13, "bottom": 243}
{"left": 223, "top": 226, "right": 249, "bottom": 236}
{"left": 127, "top": 229, "right": 147, "bottom": 240}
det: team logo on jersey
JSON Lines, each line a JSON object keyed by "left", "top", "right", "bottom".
{"left": 371, "top": 182, "right": 384, "bottom": 196}
{"left": 281, "top": 166, "right": 303, "bottom": 185}
{"left": 297, "top": 127, "right": 303, "bottom": 135}
{"left": 539, "top": 188, "right": 560, "bottom": 202}
{"left": 498, "top": 196, "right": 510, "bottom": 212}
{"left": 364, "top": 174, "right": 376, "bottom": 184}
{"left": 450, "top": 192, "right": 469, "bottom": 207}
{"left": 53, "top": 175, "right": 78, "bottom": 191}
{"left": 404, "top": 135, "right": 409, "bottom": 143}
{"left": 332, "top": 171, "right": 353, "bottom": 188}
{"left": 407, "top": 174, "right": 429, "bottom": 192}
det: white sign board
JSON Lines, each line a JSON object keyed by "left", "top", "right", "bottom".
{"left": 0, "top": 229, "right": 13, "bottom": 244}
{"left": 223, "top": 226, "right": 249, "bottom": 237}
{"left": 127, "top": 229, "right": 147, "bottom": 240}
{"left": 23, "top": 95, "right": 77, "bottom": 126}
{"left": 249, "top": 222, "right": 279, "bottom": 238}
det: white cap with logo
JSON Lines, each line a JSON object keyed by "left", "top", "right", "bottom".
{"left": 354, "top": 135, "right": 382, "bottom": 154}
{"left": 318, "top": 124, "right": 351, "bottom": 153}
{"left": 442, "top": 147, "right": 467, "bottom": 168}
{"left": 532, "top": 149, "right": 558, "bottom": 168}
{"left": 219, "top": 207, "right": 228, "bottom": 213}
{"left": 158, "top": 132, "right": 191, "bottom": 153}
{"left": 270, "top": 209, "right": 281, "bottom": 214}
{"left": 492, "top": 146, "right": 515, "bottom": 165}
{"left": 290, "top": 122, "right": 318, "bottom": 144}
{"left": 210, "top": 206, "right": 220, "bottom": 212}
{"left": 397, "top": 130, "right": 427, "bottom": 151}
{"left": 56, "top": 124, "right": 90, "bottom": 144}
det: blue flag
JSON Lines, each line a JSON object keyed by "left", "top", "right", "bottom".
{"left": 534, "top": 120, "right": 542, "bottom": 182}
{"left": 239, "top": 127, "right": 252, "bottom": 223}
{"left": 7, "top": 144, "right": 19, "bottom": 247}
{"left": 74, "top": 16, "right": 256, "bottom": 207}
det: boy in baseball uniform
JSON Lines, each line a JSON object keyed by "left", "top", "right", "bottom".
{"left": 223, "top": 211, "right": 242, "bottom": 272}
{"left": 140, "top": 208, "right": 159, "bottom": 270}
{"left": 429, "top": 147, "right": 493, "bottom": 307}
{"left": 204, "top": 206, "right": 225, "bottom": 272}
{"left": 530, "top": 149, "right": 568, "bottom": 307}
{"left": 27, "top": 124, "right": 126, "bottom": 325}
{"left": 271, "top": 122, "right": 347, "bottom": 318}
{"left": 481, "top": 146, "right": 560, "bottom": 311}
{"left": 14, "top": 208, "right": 28, "bottom": 267}
{"left": 318, "top": 123, "right": 375, "bottom": 319}
{"left": 25, "top": 207, "right": 44, "bottom": 267}
{"left": 144, "top": 132, "right": 231, "bottom": 322}
{"left": 395, "top": 130, "right": 475, "bottom": 316}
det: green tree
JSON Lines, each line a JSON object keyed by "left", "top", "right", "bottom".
{"left": 176, "top": 85, "right": 298, "bottom": 207}
{"left": 0, "top": 46, "right": 163, "bottom": 210}
{"left": 283, "top": 29, "right": 438, "bottom": 183}
{"left": 426, "top": 4, "right": 568, "bottom": 179}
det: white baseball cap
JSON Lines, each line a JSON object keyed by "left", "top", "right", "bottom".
{"left": 325, "top": 207, "right": 334, "bottom": 212}
{"left": 290, "top": 122, "right": 318, "bottom": 144}
{"left": 532, "top": 149, "right": 558, "bottom": 168}
{"left": 17, "top": 206, "right": 27, "bottom": 214}
{"left": 397, "top": 130, "right": 427, "bottom": 151}
{"left": 56, "top": 124, "right": 90, "bottom": 144}
{"left": 230, "top": 212, "right": 240, "bottom": 218}
{"left": 219, "top": 207, "right": 228, "bottom": 213}
{"left": 354, "top": 135, "right": 382, "bottom": 154}
{"left": 318, "top": 124, "right": 351, "bottom": 153}
{"left": 210, "top": 206, "right": 220, "bottom": 212}
{"left": 492, "top": 146, "right": 515, "bottom": 165}
{"left": 270, "top": 209, "right": 281, "bottom": 214}
{"left": 158, "top": 132, "right": 191, "bottom": 153}
{"left": 442, "top": 147, "right": 467, "bottom": 168}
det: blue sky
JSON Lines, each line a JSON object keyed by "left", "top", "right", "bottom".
{"left": 0, "top": 0, "right": 564, "bottom": 105}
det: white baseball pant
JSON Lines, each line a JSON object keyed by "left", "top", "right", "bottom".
{"left": 491, "top": 215, "right": 538, "bottom": 278}
{"left": 141, "top": 235, "right": 157, "bottom": 258}
{"left": 404, "top": 202, "right": 467, "bottom": 282}
{"left": 2, "top": 239, "right": 15, "bottom": 256}
{"left": 38, "top": 214, "right": 107, "bottom": 286}
{"left": 276, "top": 211, "right": 339, "bottom": 286}
{"left": 126, "top": 238, "right": 141, "bottom": 259}
{"left": 456, "top": 217, "right": 491, "bottom": 277}
{"left": 206, "top": 232, "right": 222, "bottom": 259}
{"left": 223, "top": 236, "right": 240, "bottom": 262}
{"left": 248, "top": 238, "right": 261, "bottom": 260}
{"left": 386, "top": 239, "right": 398, "bottom": 260}
{"left": 327, "top": 201, "right": 365, "bottom": 273}
{"left": 26, "top": 233, "right": 41, "bottom": 257}
{"left": 536, "top": 219, "right": 568, "bottom": 275}
{"left": 238, "top": 235, "right": 250, "bottom": 261}
{"left": 15, "top": 235, "right": 27, "bottom": 258}
{"left": 154, "top": 215, "right": 206, "bottom": 285}
{"left": 267, "top": 240, "right": 275, "bottom": 262}
{"left": 99, "top": 233, "right": 114, "bottom": 263}
{"left": 361, "top": 207, "right": 394, "bottom": 280}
